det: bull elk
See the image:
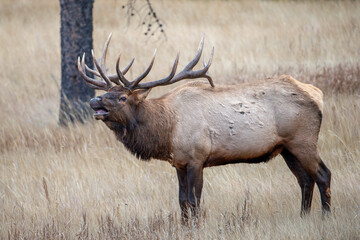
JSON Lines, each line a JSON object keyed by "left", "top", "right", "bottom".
{"left": 78, "top": 33, "right": 331, "bottom": 221}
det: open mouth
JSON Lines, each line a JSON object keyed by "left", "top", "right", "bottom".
{"left": 93, "top": 108, "right": 109, "bottom": 120}
{"left": 90, "top": 97, "right": 109, "bottom": 120}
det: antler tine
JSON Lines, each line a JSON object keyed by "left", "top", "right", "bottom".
{"left": 86, "top": 59, "right": 125, "bottom": 86}
{"left": 200, "top": 47, "right": 215, "bottom": 87}
{"left": 116, "top": 54, "right": 131, "bottom": 86}
{"left": 78, "top": 54, "right": 108, "bottom": 90}
{"left": 183, "top": 34, "right": 204, "bottom": 71}
{"left": 82, "top": 77, "right": 108, "bottom": 90}
{"left": 85, "top": 64, "right": 101, "bottom": 78}
{"left": 84, "top": 33, "right": 113, "bottom": 80}
{"left": 129, "top": 49, "right": 157, "bottom": 88}
{"left": 167, "top": 41, "right": 214, "bottom": 86}
{"left": 108, "top": 57, "right": 135, "bottom": 84}
{"left": 170, "top": 46, "right": 214, "bottom": 86}
{"left": 135, "top": 53, "right": 180, "bottom": 90}
{"left": 122, "top": 57, "right": 135, "bottom": 75}
{"left": 100, "top": 32, "right": 112, "bottom": 70}
{"left": 92, "top": 50, "right": 113, "bottom": 89}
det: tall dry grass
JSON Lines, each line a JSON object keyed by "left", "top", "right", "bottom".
{"left": 0, "top": 0, "right": 359, "bottom": 239}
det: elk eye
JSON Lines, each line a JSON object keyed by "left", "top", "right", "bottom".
{"left": 119, "top": 96, "right": 127, "bottom": 102}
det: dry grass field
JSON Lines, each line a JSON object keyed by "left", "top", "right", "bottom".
{"left": 1, "top": 0, "right": 360, "bottom": 239}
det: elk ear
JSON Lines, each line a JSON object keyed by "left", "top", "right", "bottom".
{"left": 132, "top": 88, "right": 152, "bottom": 102}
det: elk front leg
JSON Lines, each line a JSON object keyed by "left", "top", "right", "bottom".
{"left": 176, "top": 168, "right": 189, "bottom": 224}
{"left": 187, "top": 164, "right": 204, "bottom": 218}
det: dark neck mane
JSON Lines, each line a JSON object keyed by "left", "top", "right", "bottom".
{"left": 108, "top": 100, "right": 175, "bottom": 161}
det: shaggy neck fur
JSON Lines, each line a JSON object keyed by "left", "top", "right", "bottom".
{"left": 107, "top": 99, "right": 175, "bottom": 161}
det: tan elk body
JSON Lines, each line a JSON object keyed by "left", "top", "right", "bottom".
{"left": 78, "top": 34, "right": 331, "bottom": 222}
{"left": 168, "top": 78, "right": 323, "bottom": 169}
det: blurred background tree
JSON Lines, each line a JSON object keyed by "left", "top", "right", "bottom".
{"left": 59, "top": 0, "right": 95, "bottom": 126}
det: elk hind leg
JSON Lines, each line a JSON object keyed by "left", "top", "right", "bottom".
{"left": 300, "top": 156, "right": 331, "bottom": 215}
{"left": 285, "top": 146, "right": 331, "bottom": 215}
{"left": 281, "top": 148, "right": 315, "bottom": 216}
{"left": 314, "top": 160, "right": 331, "bottom": 215}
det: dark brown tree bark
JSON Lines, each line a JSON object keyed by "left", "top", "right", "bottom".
{"left": 59, "top": 0, "right": 95, "bottom": 126}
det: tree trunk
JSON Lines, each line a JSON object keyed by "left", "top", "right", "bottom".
{"left": 59, "top": 0, "right": 95, "bottom": 126}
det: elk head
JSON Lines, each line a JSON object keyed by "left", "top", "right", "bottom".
{"left": 77, "top": 33, "right": 214, "bottom": 125}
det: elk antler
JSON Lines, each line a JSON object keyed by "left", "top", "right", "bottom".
{"left": 77, "top": 33, "right": 135, "bottom": 91}
{"left": 131, "top": 35, "right": 214, "bottom": 90}
{"left": 78, "top": 33, "right": 215, "bottom": 91}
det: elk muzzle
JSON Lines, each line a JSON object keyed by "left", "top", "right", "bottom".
{"left": 90, "top": 97, "right": 109, "bottom": 120}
